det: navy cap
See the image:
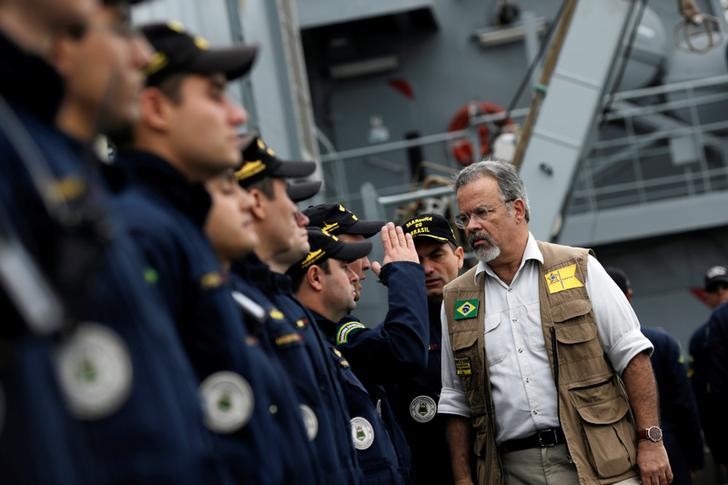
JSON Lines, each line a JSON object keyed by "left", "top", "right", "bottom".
{"left": 235, "top": 136, "right": 316, "bottom": 188}
{"left": 287, "top": 180, "right": 322, "bottom": 203}
{"left": 303, "top": 203, "right": 385, "bottom": 239}
{"left": 142, "top": 21, "right": 257, "bottom": 86}
{"left": 705, "top": 265, "right": 728, "bottom": 291}
{"left": 287, "top": 228, "right": 372, "bottom": 281}
{"left": 402, "top": 213, "right": 457, "bottom": 246}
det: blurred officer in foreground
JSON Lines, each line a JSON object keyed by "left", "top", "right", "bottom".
{"left": 0, "top": 1, "right": 95, "bottom": 482}
{"left": 1, "top": 1, "right": 228, "bottom": 483}
{"left": 114, "top": 22, "right": 318, "bottom": 483}
{"left": 391, "top": 213, "right": 464, "bottom": 485}
{"left": 304, "top": 203, "right": 430, "bottom": 481}
{"left": 689, "top": 265, "right": 728, "bottom": 473}
{"left": 291, "top": 226, "right": 412, "bottom": 484}
{"left": 608, "top": 267, "right": 703, "bottom": 485}
{"left": 232, "top": 138, "right": 363, "bottom": 484}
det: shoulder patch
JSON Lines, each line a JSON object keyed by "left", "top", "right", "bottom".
{"left": 275, "top": 332, "right": 303, "bottom": 347}
{"left": 454, "top": 299, "right": 479, "bottom": 320}
{"left": 544, "top": 264, "right": 583, "bottom": 294}
{"left": 200, "top": 272, "right": 224, "bottom": 289}
{"left": 336, "top": 321, "right": 366, "bottom": 345}
{"left": 143, "top": 267, "right": 159, "bottom": 284}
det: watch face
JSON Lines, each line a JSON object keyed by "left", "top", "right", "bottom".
{"left": 647, "top": 426, "right": 663, "bottom": 442}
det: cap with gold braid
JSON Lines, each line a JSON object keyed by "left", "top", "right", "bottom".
{"left": 235, "top": 136, "right": 316, "bottom": 188}
{"left": 303, "top": 203, "right": 385, "bottom": 239}
{"left": 286, "top": 228, "right": 372, "bottom": 281}
{"left": 141, "top": 21, "right": 258, "bottom": 86}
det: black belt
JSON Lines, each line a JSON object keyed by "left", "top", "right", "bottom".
{"left": 500, "top": 427, "right": 566, "bottom": 453}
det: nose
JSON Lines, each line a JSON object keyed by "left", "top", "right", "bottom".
{"left": 422, "top": 259, "right": 435, "bottom": 275}
{"left": 226, "top": 98, "right": 248, "bottom": 127}
{"left": 347, "top": 267, "right": 360, "bottom": 283}
{"left": 362, "top": 256, "right": 371, "bottom": 273}
{"left": 465, "top": 213, "right": 481, "bottom": 232}
{"left": 294, "top": 210, "right": 309, "bottom": 227}
{"left": 236, "top": 185, "right": 254, "bottom": 211}
{"left": 131, "top": 34, "right": 154, "bottom": 70}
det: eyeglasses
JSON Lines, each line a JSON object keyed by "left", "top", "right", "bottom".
{"left": 454, "top": 200, "right": 514, "bottom": 229}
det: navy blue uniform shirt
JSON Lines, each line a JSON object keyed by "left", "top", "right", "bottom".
{"left": 642, "top": 326, "right": 703, "bottom": 485}
{"left": 388, "top": 300, "right": 453, "bottom": 485}
{"left": 232, "top": 255, "right": 362, "bottom": 484}
{"left": 0, "top": 31, "right": 220, "bottom": 484}
{"left": 115, "top": 150, "right": 319, "bottom": 484}
{"left": 705, "top": 301, "right": 728, "bottom": 464}
{"left": 336, "top": 261, "right": 429, "bottom": 481}
{"left": 315, "top": 311, "right": 407, "bottom": 485}
{"left": 689, "top": 321, "right": 724, "bottom": 463}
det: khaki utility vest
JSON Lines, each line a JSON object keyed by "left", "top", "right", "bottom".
{"left": 443, "top": 241, "right": 638, "bottom": 485}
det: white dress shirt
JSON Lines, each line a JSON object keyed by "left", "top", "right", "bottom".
{"left": 438, "top": 233, "right": 652, "bottom": 444}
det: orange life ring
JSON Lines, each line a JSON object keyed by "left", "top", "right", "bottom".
{"left": 447, "top": 101, "right": 512, "bottom": 166}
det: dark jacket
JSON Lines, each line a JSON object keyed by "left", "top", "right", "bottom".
{"left": 642, "top": 326, "right": 703, "bottom": 485}
{"left": 388, "top": 300, "right": 453, "bottom": 485}
{"left": 231, "top": 255, "right": 361, "bottom": 484}
{"left": 266, "top": 268, "right": 364, "bottom": 483}
{"left": 315, "top": 310, "right": 408, "bottom": 485}
{"left": 0, "top": 31, "right": 220, "bottom": 484}
{"left": 115, "top": 150, "right": 319, "bottom": 484}
{"left": 706, "top": 301, "right": 728, "bottom": 464}
{"left": 336, "top": 261, "right": 429, "bottom": 481}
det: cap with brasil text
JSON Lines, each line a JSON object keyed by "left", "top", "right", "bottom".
{"left": 235, "top": 136, "right": 316, "bottom": 188}
{"left": 705, "top": 265, "right": 728, "bottom": 291}
{"left": 303, "top": 203, "right": 385, "bottom": 239}
{"left": 286, "top": 228, "right": 372, "bottom": 281}
{"left": 141, "top": 21, "right": 258, "bottom": 86}
{"left": 402, "top": 213, "right": 457, "bottom": 246}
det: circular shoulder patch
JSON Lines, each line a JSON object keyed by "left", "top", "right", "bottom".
{"left": 300, "top": 404, "right": 318, "bottom": 441}
{"left": 199, "top": 371, "right": 254, "bottom": 434}
{"left": 56, "top": 323, "right": 133, "bottom": 420}
{"left": 350, "top": 416, "right": 375, "bottom": 450}
{"left": 409, "top": 395, "right": 437, "bottom": 423}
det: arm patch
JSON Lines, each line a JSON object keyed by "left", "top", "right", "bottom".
{"left": 336, "top": 321, "right": 366, "bottom": 345}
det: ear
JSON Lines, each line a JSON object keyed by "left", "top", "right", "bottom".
{"left": 138, "top": 88, "right": 173, "bottom": 132}
{"left": 454, "top": 246, "right": 465, "bottom": 270}
{"left": 306, "top": 266, "right": 324, "bottom": 291}
{"left": 511, "top": 198, "right": 527, "bottom": 223}
{"left": 49, "top": 38, "right": 76, "bottom": 78}
{"left": 248, "top": 188, "right": 268, "bottom": 220}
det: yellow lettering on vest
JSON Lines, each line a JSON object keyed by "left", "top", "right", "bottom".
{"left": 545, "top": 264, "right": 583, "bottom": 294}
{"left": 455, "top": 358, "right": 472, "bottom": 376}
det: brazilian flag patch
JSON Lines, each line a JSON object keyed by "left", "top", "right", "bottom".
{"left": 454, "top": 299, "right": 479, "bottom": 320}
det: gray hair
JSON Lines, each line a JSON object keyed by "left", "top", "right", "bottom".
{"left": 454, "top": 159, "right": 530, "bottom": 222}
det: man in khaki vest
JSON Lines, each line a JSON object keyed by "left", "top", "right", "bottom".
{"left": 439, "top": 160, "right": 672, "bottom": 485}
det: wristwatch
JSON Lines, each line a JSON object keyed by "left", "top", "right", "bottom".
{"left": 638, "top": 426, "right": 663, "bottom": 443}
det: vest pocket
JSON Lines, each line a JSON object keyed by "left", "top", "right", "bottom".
{"left": 451, "top": 330, "right": 486, "bottom": 415}
{"left": 569, "top": 378, "right": 637, "bottom": 479}
{"left": 551, "top": 299, "right": 592, "bottom": 324}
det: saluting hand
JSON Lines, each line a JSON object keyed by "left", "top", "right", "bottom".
{"left": 371, "top": 222, "right": 418, "bottom": 276}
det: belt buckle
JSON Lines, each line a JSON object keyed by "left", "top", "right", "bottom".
{"left": 538, "top": 429, "right": 558, "bottom": 448}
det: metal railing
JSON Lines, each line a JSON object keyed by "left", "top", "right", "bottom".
{"left": 315, "top": 75, "right": 728, "bottom": 222}
{"left": 568, "top": 74, "right": 728, "bottom": 214}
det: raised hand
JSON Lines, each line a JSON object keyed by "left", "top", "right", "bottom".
{"left": 371, "top": 222, "right": 418, "bottom": 277}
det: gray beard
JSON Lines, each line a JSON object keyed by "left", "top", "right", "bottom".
{"left": 468, "top": 232, "right": 501, "bottom": 263}
{"left": 474, "top": 244, "right": 501, "bottom": 263}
